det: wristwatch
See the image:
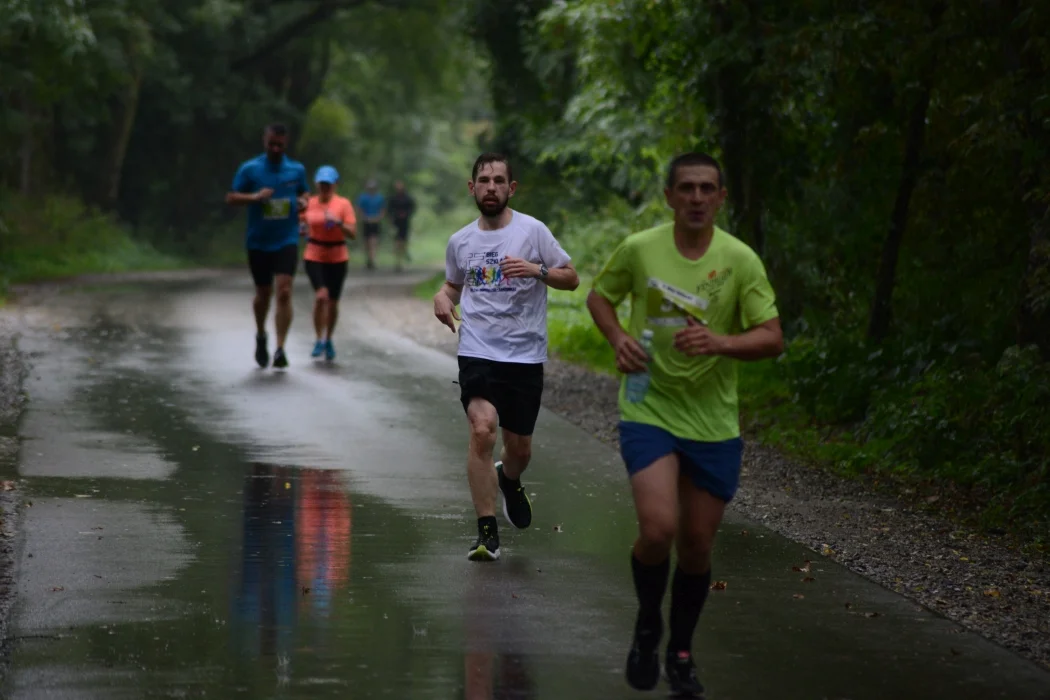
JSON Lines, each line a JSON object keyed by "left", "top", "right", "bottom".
{"left": 539, "top": 263, "right": 549, "bottom": 279}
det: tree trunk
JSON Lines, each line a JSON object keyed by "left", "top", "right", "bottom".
{"left": 18, "top": 94, "right": 34, "bottom": 197}
{"left": 711, "top": 0, "right": 765, "bottom": 254}
{"left": 1017, "top": 203, "right": 1050, "bottom": 358}
{"left": 866, "top": 81, "right": 932, "bottom": 343}
{"left": 866, "top": 2, "right": 944, "bottom": 343}
{"left": 100, "top": 70, "right": 143, "bottom": 210}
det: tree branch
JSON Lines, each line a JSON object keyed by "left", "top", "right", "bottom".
{"left": 231, "top": 0, "right": 379, "bottom": 72}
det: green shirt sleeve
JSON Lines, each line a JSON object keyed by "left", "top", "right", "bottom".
{"left": 738, "top": 250, "right": 779, "bottom": 329}
{"left": 592, "top": 238, "right": 634, "bottom": 307}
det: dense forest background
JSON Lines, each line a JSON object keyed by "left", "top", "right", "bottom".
{"left": 2, "top": 0, "right": 1048, "bottom": 539}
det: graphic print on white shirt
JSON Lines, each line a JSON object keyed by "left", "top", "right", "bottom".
{"left": 466, "top": 251, "right": 513, "bottom": 292}
{"left": 445, "top": 211, "right": 571, "bottom": 364}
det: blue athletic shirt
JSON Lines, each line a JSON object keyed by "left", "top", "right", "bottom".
{"left": 232, "top": 154, "right": 309, "bottom": 251}
{"left": 357, "top": 192, "right": 386, "bottom": 219}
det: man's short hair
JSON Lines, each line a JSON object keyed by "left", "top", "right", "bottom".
{"left": 265, "top": 123, "right": 289, "bottom": 137}
{"left": 472, "top": 152, "right": 513, "bottom": 182}
{"left": 666, "top": 152, "right": 723, "bottom": 189}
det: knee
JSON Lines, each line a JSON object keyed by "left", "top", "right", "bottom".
{"left": 275, "top": 284, "right": 293, "bottom": 304}
{"left": 504, "top": 439, "right": 531, "bottom": 464}
{"left": 638, "top": 516, "right": 677, "bottom": 554}
{"left": 254, "top": 287, "right": 272, "bottom": 304}
{"left": 677, "top": 530, "right": 715, "bottom": 570}
{"left": 468, "top": 417, "right": 497, "bottom": 453}
{"left": 315, "top": 288, "right": 330, "bottom": 302}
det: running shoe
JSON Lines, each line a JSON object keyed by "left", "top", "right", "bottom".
{"left": 665, "top": 650, "right": 705, "bottom": 698}
{"left": 496, "top": 461, "right": 532, "bottom": 529}
{"left": 467, "top": 522, "right": 500, "bottom": 562}
{"left": 272, "top": 347, "right": 289, "bottom": 369}
{"left": 324, "top": 339, "right": 336, "bottom": 361}
{"left": 625, "top": 625, "right": 662, "bottom": 691}
{"left": 255, "top": 332, "right": 269, "bottom": 368}
{"left": 311, "top": 339, "right": 325, "bottom": 358}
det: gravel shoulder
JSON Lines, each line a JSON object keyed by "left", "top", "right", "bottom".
{"left": 355, "top": 281, "right": 1050, "bottom": 672}
{"left": 0, "top": 311, "right": 28, "bottom": 663}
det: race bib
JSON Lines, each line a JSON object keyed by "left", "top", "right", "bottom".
{"left": 261, "top": 198, "right": 291, "bottom": 220}
{"left": 645, "top": 278, "right": 709, "bottom": 326}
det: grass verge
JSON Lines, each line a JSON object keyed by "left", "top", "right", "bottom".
{"left": 0, "top": 191, "right": 187, "bottom": 300}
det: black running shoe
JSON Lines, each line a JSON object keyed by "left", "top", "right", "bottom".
{"left": 255, "top": 332, "right": 269, "bottom": 368}
{"left": 625, "top": 625, "right": 662, "bottom": 691}
{"left": 272, "top": 347, "right": 289, "bottom": 369}
{"left": 496, "top": 461, "right": 532, "bottom": 529}
{"left": 665, "top": 650, "right": 705, "bottom": 698}
{"left": 468, "top": 523, "right": 500, "bottom": 562}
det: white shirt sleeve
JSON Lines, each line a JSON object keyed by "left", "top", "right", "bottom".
{"left": 534, "top": 221, "right": 572, "bottom": 268}
{"left": 445, "top": 235, "right": 465, "bottom": 285}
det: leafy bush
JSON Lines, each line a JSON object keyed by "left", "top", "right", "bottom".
{"left": 0, "top": 189, "right": 182, "bottom": 290}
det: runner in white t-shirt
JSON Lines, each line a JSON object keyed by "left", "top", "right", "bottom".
{"left": 433, "top": 153, "right": 580, "bottom": 561}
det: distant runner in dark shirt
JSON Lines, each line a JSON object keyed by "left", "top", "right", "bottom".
{"left": 388, "top": 180, "right": 416, "bottom": 272}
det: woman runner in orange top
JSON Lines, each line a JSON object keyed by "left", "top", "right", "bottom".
{"left": 301, "top": 165, "right": 356, "bottom": 361}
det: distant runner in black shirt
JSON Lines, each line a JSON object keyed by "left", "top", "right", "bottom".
{"left": 388, "top": 180, "right": 416, "bottom": 271}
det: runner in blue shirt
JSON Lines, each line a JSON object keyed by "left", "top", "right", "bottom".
{"left": 225, "top": 123, "right": 309, "bottom": 369}
{"left": 357, "top": 179, "right": 386, "bottom": 270}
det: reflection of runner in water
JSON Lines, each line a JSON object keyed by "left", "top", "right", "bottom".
{"left": 295, "top": 469, "right": 352, "bottom": 620}
{"left": 225, "top": 124, "right": 309, "bottom": 370}
{"left": 233, "top": 463, "right": 298, "bottom": 663}
{"left": 463, "top": 567, "right": 536, "bottom": 700}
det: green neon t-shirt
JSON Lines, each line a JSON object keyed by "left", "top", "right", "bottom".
{"left": 593, "top": 223, "right": 779, "bottom": 441}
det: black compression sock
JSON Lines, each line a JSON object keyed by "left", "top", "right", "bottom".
{"left": 668, "top": 567, "right": 712, "bottom": 654}
{"left": 478, "top": 515, "right": 498, "bottom": 536}
{"left": 631, "top": 553, "right": 670, "bottom": 635}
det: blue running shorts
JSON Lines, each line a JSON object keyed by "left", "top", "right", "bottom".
{"left": 618, "top": 421, "right": 744, "bottom": 503}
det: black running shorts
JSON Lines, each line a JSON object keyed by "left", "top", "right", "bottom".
{"left": 247, "top": 244, "right": 298, "bottom": 288}
{"left": 458, "top": 356, "right": 544, "bottom": 436}
{"left": 363, "top": 222, "right": 381, "bottom": 239}
{"left": 304, "top": 260, "right": 349, "bottom": 300}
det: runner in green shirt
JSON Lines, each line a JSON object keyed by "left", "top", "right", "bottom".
{"left": 587, "top": 152, "right": 783, "bottom": 697}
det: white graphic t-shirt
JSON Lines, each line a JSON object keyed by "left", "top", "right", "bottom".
{"left": 445, "top": 210, "right": 572, "bottom": 364}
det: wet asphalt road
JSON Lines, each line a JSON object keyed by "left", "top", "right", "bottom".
{"left": 1, "top": 271, "right": 1048, "bottom": 700}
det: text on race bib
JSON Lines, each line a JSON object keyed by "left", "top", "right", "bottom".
{"left": 261, "top": 198, "right": 292, "bottom": 220}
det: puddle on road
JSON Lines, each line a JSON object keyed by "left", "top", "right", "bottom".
{"left": 4, "top": 280, "right": 1050, "bottom": 700}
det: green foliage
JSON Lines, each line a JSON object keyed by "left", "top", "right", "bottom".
{"left": 0, "top": 189, "right": 183, "bottom": 291}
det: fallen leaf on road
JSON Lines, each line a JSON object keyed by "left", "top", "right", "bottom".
{"left": 1, "top": 481, "right": 15, "bottom": 491}
{"left": 927, "top": 495, "right": 940, "bottom": 504}
{"left": 740, "top": 530, "right": 749, "bottom": 536}
{"left": 792, "top": 560, "right": 812, "bottom": 573}
{"left": 803, "top": 577, "right": 815, "bottom": 583}
{"left": 793, "top": 594, "right": 805, "bottom": 600}
{"left": 844, "top": 602, "right": 853, "bottom": 610}
{"left": 511, "top": 593, "right": 519, "bottom": 599}
{"left": 553, "top": 525, "right": 563, "bottom": 532}
{"left": 710, "top": 581, "right": 728, "bottom": 591}
{"left": 983, "top": 589, "right": 1001, "bottom": 598}
{"left": 864, "top": 612, "right": 881, "bottom": 618}
{"left": 50, "top": 586, "right": 64, "bottom": 592}
{"left": 821, "top": 544, "right": 834, "bottom": 556}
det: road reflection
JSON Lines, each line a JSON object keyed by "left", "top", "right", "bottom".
{"left": 231, "top": 463, "right": 352, "bottom": 669}
{"left": 463, "top": 564, "right": 537, "bottom": 700}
